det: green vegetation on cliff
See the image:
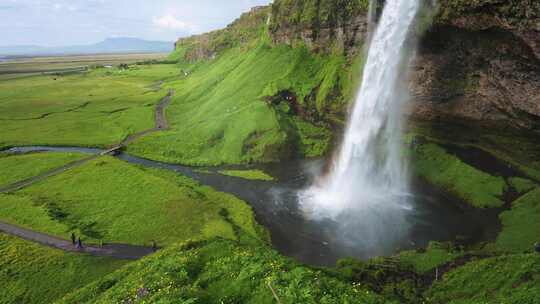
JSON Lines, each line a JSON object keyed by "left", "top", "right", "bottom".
{"left": 128, "top": 40, "right": 350, "bottom": 165}
{"left": 0, "top": 233, "right": 127, "bottom": 304}
{"left": 57, "top": 239, "right": 390, "bottom": 304}
{"left": 0, "top": 156, "right": 264, "bottom": 246}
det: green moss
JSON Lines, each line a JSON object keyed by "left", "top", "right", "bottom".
{"left": 0, "top": 156, "right": 265, "bottom": 246}
{"left": 292, "top": 117, "right": 332, "bottom": 157}
{"left": 495, "top": 188, "right": 540, "bottom": 252}
{"left": 0, "top": 152, "right": 85, "bottom": 188}
{"left": 425, "top": 253, "right": 540, "bottom": 304}
{"left": 57, "top": 239, "right": 390, "bottom": 304}
{"left": 508, "top": 177, "right": 537, "bottom": 195}
{"left": 397, "top": 242, "right": 465, "bottom": 274}
{"left": 0, "top": 233, "right": 127, "bottom": 304}
{"left": 412, "top": 143, "right": 506, "bottom": 208}
{"left": 219, "top": 169, "right": 274, "bottom": 181}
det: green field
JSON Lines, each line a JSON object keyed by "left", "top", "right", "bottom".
{"left": 0, "top": 152, "right": 85, "bottom": 187}
{"left": 0, "top": 233, "right": 127, "bottom": 304}
{"left": 0, "top": 156, "right": 264, "bottom": 246}
{"left": 0, "top": 64, "right": 178, "bottom": 149}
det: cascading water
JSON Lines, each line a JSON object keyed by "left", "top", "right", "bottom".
{"left": 299, "top": 0, "right": 421, "bottom": 255}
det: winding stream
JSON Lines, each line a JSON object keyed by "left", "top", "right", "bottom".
{"left": 5, "top": 145, "right": 502, "bottom": 266}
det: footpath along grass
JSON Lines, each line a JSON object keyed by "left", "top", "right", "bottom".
{"left": 0, "top": 64, "right": 178, "bottom": 149}
{"left": 0, "top": 152, "right": 85, "bottom": 187}
{"left": 0, "top": 233, "right": 127, "bottom": 304}
{"left": 0, "top": 156, "right": 264, "bottom": 246}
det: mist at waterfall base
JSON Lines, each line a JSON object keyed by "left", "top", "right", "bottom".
{"left": 298, "top": 0, "right": 421, "bottom": 257}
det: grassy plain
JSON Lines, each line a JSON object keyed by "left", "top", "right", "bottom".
{"left": 0, "top": 233, "right": 127, "bottom": 304}
{"left": 0, "top": 156, "right": 264, "bottom": 246}
{"left": 0, "top": 152, "right": 85, "bottom": 187}
{"left": 0, "top": 64, "right": 178, "bottom": 149}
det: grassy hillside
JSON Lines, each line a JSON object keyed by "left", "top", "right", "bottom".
{"left": 0, "top": 233, "right": 127, "bottom": 304}
{"left": 57, "top": 239, "right": 391, "bottom": 304}
{"left": 0, "top": 156, "right": 264, "bottom": 246}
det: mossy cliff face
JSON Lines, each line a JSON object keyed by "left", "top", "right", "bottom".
{"left": 269, "top": 0, "right": 370, "bottom": 54}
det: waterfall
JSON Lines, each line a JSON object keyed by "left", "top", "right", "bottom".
{"left": 299, "top": 0, "right": 420, "bottom": 253}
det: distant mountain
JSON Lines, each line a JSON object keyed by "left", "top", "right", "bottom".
{"left": 0, "top": 38, "right": 174, "bottom": 56}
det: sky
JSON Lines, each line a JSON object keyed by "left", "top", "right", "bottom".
{"left": 0, "top": 0, "right": 272, "bottom": 46}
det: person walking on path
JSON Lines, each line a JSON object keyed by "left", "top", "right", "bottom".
{"left": 76, "top": 237, "right": 83, "bottom": 249}
{"left": 71, "top": 232, "right": 76, "bottom": 245}
{"left": 152, "top": 240, "right": 157, "bottom": 252}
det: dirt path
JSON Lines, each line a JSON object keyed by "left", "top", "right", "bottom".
{"left": 120, "top": 89, "right": 174, "bottom": 146}
{"left": 0, "top": 221, "right": 155, "bottom": 260}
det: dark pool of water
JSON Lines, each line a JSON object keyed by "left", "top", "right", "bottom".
{"left": 5, "top": 146, "right": 502, "bottom": 266}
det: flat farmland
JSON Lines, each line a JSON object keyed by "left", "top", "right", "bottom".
{"left": 0, "top": 53, "right": 168, "bottom": 80}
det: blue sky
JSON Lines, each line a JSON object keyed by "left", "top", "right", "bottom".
{"left": 0, "top": 0, "right": 272, "bottom": 46}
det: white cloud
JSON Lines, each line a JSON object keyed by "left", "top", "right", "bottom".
{"left": 152, "top": 14, "right": 194, "bottom": 32}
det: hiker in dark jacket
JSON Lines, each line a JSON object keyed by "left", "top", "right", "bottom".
{"left": 77, "top": 237, "right": 83, "bottom": 249}
{"left": 152, "top": 240, "right": 157, "bottom": 252}
{"left": 535, "top": 242, "right": 540, "bottom": 253}
{"left": 71, "top": 233, "right": 76, "bottom": 245}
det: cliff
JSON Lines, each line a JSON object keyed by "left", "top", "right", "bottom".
{"left": 170, "top": 0, "right": 540, "bottom": 163}
{"left": 265, "top": 0, "right": 540, "bottom": 131}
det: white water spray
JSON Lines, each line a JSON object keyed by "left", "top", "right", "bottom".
{"left": 299, "top": 0, "right": 421, "bottom": 252}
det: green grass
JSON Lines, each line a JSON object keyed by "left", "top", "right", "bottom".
{"left": 425, "top": 253, "right": 540, "bottom": 304}
{"left": 57, "top": 238, "right": 391, "bottom": 304}
{"left": 508, "top": 177, "right": 537, "bottom": 195}
{"left": 219, "top": 169, "right": 274, "bottom": 181}
{"left": 0, "top": 233, "right": 127, "bottom": 304}
{"left": 0, "top": 152, "right": 85, "bottom": 187}
{"left": 0, "top": 64, "right": 178, "bottom": 148}
{"left": 127, "top": 41, "right": 346, "bottom": 165}
{"left": 397, "top": 242, "right": 465, "bottom": 274}
{"left": 0, "top": 156, "right": 265, "bottom": 246}
{"left": 495, "top": 187, "right": 540, "bottom": 252}
{"left": 412, "top": 143, "right": 507, "bottom": 208}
